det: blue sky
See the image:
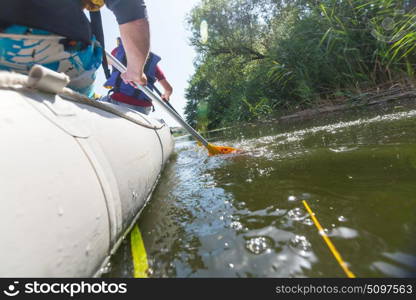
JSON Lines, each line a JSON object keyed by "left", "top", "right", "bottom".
{"left": 95, "top": 0, "right": 201, "bottom": 125}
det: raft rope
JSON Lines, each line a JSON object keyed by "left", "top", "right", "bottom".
{"left": 0, "top": 71, "right": 165, "bottom": 130}
{"left": 130, "top": 224, "right": 149, "bottom": 278}
{"left": 302, "top": 200, "right": 356, "bottom": 278}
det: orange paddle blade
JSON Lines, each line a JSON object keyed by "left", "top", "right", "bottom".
{"left": 206, "top": 143, "right": 239, "bottom": 156}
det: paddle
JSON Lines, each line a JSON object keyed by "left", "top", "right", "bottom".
{"left": 105, "top": 50, "right": 238, "bottom": 156}
{"left": 149, "top": 83, "right": 179, "bottom": 115}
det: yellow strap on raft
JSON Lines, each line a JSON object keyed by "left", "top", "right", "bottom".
{"left": 82, "top": 0, "right": 105, "bottom": 12}
{"left": 130, "top": 224, "right": 149, "bottom": 278}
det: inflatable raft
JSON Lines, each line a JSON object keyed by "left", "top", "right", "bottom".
{"left": 0, "top": 66, "right": 174, "bottom": 277}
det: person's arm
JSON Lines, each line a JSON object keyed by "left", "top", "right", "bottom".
{"left": 119, "top": 19, "right": 149, "bottom": 86}
{"left": 106, "top": 0, "right": 149, "bottom": 86}
{"left": 159, "top": 79, "right": 173, "bottom": 101}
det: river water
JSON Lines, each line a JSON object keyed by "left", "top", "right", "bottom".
{"left": 108, "top": 104, "right": 416, "bottom": 278}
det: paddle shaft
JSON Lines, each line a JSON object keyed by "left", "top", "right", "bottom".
{"left": 150, "top": 84, "right": 180, "bottom": 115}
{"left": 105, "top": 50, "right": 210, "bottom": 147}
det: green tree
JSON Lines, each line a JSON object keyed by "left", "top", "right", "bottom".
{"left": 185, "top": 0, "right": 416, "bottom": 129}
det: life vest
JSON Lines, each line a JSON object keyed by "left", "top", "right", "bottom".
{"left": 104, "top": 40, "right": 161, "bottom": 102}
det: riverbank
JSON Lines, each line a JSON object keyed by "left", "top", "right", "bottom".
{"left": 273, "top": 82, "right": 416, "bottom": 124}
{"left": 175, "top": 82, "right": 416, "bottom": 138}
{"left": 185, "top": 1, "right": 416, "bottom": 130}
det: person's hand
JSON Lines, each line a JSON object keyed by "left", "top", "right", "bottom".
{"left": 161, "top": 93, "right": 171, "bottom": 102}
{"left": 121, "top": 69, "right": 147, "bottom": 87}
{"left": 161, "top": 89, "right": 172, "bottom": 101}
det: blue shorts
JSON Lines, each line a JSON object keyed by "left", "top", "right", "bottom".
{"left": 0, "top": 25, "right": 102, "bottom": 97}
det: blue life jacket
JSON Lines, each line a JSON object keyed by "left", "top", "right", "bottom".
{"left": 104, "top": 41, "right": 161, "bottom": 102}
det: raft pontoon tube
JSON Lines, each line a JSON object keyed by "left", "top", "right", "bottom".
{"left": 0, "top": 66, "right": 174, "bottom": 277}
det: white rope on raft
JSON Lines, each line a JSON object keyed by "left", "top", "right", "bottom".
{"left": 0, "top": 71, "right": 165, "bottom": 130}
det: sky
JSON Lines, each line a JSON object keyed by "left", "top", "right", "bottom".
{"left": 95, "top": 0, "right": 201, "bottom": 126}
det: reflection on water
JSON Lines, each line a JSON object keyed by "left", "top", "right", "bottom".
{"left": 108, "top": 106, "right": 416, "bottom": 278}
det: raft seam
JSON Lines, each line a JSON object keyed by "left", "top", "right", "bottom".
{"left": 93, "top": 172, "right": 163, "bottom": 278}
{"left": 73, "top": 138, "right": 119, "bottom": 275}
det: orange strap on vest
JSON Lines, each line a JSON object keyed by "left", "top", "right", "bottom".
{"left": 82, "top": 0, "right": 105, "bottom": 12}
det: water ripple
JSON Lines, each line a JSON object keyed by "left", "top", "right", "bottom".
{"left": 245, "top": 236, "right": 274, "bottom": 255}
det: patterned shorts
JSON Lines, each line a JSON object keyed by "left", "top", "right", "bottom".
{"left": 0, "top": 25, "right": 102, "bottom": 97}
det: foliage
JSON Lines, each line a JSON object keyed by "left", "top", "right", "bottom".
{"left": 185, "top": 0, "right": 416, "bottom": 129}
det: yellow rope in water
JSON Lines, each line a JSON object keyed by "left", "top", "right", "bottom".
{"left": 130, "top": 224, "right": 149, "bottom": 278}
{"left": 302, "top": 200, "right": 356, "bottom": 278}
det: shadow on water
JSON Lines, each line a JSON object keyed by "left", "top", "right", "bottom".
{"left": 107, "top": 105, "right": 416, "bottom": 278}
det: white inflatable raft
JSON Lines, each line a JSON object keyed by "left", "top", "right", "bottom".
{"left": 0, "top": 66, "right": 174, "bottom": 277}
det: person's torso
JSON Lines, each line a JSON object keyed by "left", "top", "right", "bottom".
{"left": 105, "top": 42, "right": 161, "bottom": 105}
{"left": 0, "top": 0, "right": 94, "bottom": 43}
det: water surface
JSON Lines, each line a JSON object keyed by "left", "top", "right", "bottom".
{"left": 108, "top": 105, "right": 416, "bottom": 278}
